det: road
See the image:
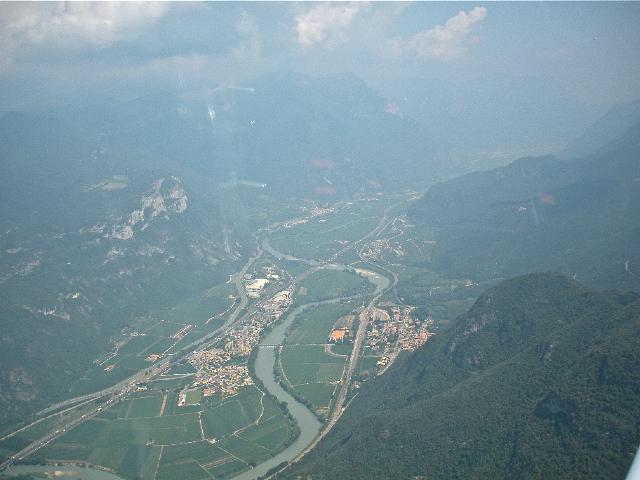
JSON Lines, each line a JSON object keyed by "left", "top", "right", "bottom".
{"left": 0, "top": 247, "right": 264, "bottom": 472}
{"left": 281, "top": 205, "right": 404, "bottom": 469}
{"left": 290, "top": 271, "right": 390, "bottom": 466}
{"left": 1, "top": 195, "right": 409, "bottom": 474}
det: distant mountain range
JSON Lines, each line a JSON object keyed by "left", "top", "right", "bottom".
{"left": 0, "top": 72, "right": 444, "bottom": 429}
{"left": 2, "top": 72, "right": 443, "bottom": 200}
{"left": 562, "top": 99, "right": 640, "bottom": 159}
{"left": 283, "top": 98, "right": 640, "bottom": 479}
{"left": 407, "top": 106, "right": 640, "bottom": 292}
{"left": 378, "top": 75, "right": 602, "bottom": 164}
{"left": 285, "top": 273, "right": 640, "bottom": 479}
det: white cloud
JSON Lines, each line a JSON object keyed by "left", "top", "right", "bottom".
{"left": 0, "top": 2, "right": 170, "bottom": 71}
{"left": 407, "top": 6, "right": 487, "bottom": 60}
{"left": 295, "top": 3, "right": 361, "bottom": 47}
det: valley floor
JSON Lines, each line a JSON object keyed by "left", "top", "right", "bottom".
{"left": 0, "top": 191, "right": 479, "bottom": 480}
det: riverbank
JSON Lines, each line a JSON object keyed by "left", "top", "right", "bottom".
{"left": 231, "top": 267, "right": 390, "bottom": 480}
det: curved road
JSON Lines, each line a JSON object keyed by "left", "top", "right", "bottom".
{"left": 1, "top": 197, "right": 408, "bottom": 476}
{"left": 231, "top": 206, "right": 401, "bottom": 479}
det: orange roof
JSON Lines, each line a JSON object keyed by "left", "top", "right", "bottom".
{"left": 330, "top": 329, "right": 346, "bottom": 342}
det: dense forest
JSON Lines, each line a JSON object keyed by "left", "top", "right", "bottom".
{"left": 284, "top": 273, "right": 640, "bottom": 479}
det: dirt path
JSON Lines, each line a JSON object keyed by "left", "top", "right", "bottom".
{"left": 198, "top": 412, "right": 205, "bottom": 440}
{"left": 153, "top": 446, "right": 164, "bottom": 480}
{"left": 158, "top": 394, "right": 167, "bottom": 417}
{"left": 324, "top": 343, "right": 348, "bottom": 358}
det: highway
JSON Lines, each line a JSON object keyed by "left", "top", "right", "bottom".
{"left": 0, "top": 247, "right": 264, "bottom": 472}
{"left": 272, "top": 202, "right": 404, "bottom": 472}
{"left": 1, "top": 195, "right": 410, "bottom": 474}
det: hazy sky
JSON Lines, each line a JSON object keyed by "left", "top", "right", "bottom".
{"left": 1, "top": 1, "right": 639, "bottom": 114}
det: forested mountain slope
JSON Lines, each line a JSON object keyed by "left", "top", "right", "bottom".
{"left": 562, "top": 99, "right": 640, "bottom": 160}
{"left": 0, "top": 143, "right": 245, "bottom": 427}
{"left": 285, "top": 273, "right": 640, "bottom": 479}
{"left": 0, "top": 71, "right": 444, "bottom": 429}
{"left": 408, "top": 119, "right": 640, "bottom": 291}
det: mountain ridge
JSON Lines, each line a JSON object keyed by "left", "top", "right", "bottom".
{"left": 407, "top": 117, "right": 640, "bottom": 291}
{"left": 283, "top": 273, "right": 640, "bottom": 479}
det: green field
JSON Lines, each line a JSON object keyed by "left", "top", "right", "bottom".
{"left": 118, "top": 335, "right": 162, "bottom": 356}
{"left": 126, "top": 396, "right": 163, "bottom": 418}
{"left": 294, "top": 383, "right": 337, "bottom": 409}
{"left": 201, "top": 387, "right": 262, "bottom": 439}
{"left": 268, "top": 204, "right": 382, "bottom": 260}
{"left": 285, "top": 302, "right": 357, "bottom": 344}
{"left": 207, "top": 459, "right": 247, "bottom": 478}
{"left": 156, "top": 459, "right": 210, "bottom": 480}
{"left": 329, "top": 344, "right": 353, "bottom": 356}
{"left": 358, "top": 355, "right": 380, "bottom": 377}
{"left": 145, "top": 320, "right": 189, "bottom": 337}
{"left": 156, "top": 388, "right": 296, "bottom": 479}
{"left": 148, "top": 376, "right": 194, "bottom": 394}
{"left": 30, "top": 386, "right": 296, "bottom": 480}
{"left": 143, "top": 338, "right": 178, "bottom": 356}
{"left": 240, "top": 413, "right": 292, "bottom": 451}
{"left": 279, "top": 346, "right": 346, "bottom": 410}
{"left": 159, "top": 282, "right": 236, "bottom": 328}
{"left": 71, "top": 357, "right": 151, "bottom": 396}
{"left": 296, "top": 269, "right": 372, "bottom": 303}
{"left": 184, "top": 389, "right": 202, "bottom": 405}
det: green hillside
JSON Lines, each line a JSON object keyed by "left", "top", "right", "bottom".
{"left": 407, "top": 120, "right": 640, "bottom": 292}
{"left": 0, "top": 71, "right": 444, "bottom": 430}
{"left": 284, "top": 273, "right": 640, "bottom": 479}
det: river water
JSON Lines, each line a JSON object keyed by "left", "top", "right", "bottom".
{"left": 3, "top": 266, "right": 388, "bottom": 480}
{"left": 232, "top": 266, "right": 389, "bottom": 480}
{"left": 232, "top": 301, "right": 323, "bottom": 480}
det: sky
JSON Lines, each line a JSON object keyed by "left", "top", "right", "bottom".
{"left": 1, "top": 1, "right": 639, "bottom": 114}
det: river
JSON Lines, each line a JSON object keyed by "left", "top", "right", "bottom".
{"left": 232, "top": 265, "right": 389, "bottom": 480}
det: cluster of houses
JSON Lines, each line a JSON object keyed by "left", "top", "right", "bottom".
{"left": 185, "top": 286, "right": 294, "bottom": 400}
{"left": 192, "top": 364, "right": 253, "bottom": 398}
{"left": 364, "top": 305, "right": 435, "bottom": 371}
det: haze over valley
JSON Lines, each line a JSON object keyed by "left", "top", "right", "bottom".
{"left": 1, "top": 3, "right": 639, "bottom": 480}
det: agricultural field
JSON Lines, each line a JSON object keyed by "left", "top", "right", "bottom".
{"left": 358, "top": 355, "right": 381, "bottom": 379}
{"left": 28, "top": 386, "right": 296, "bottom": 480}
{"left": 329, "top": 344, "right": 353, "bottom": 356}
{"left": 295, "top": 268, "right": 372, "bottom": 304}
{"left": 285, "top": 302, "right": 358, "bottom": 345}
{"left": 158, "top": 282, "right": 237, "bottom": 328}
{"left": 268, "top": 202, "right": 383, "bottom": 261}
{"left": 277, "top": 294, "right": 357, "bottom": 419}
{"left": 69, "top": 282, "right": 236, "bottom": 398}
{"left": 279, "top": 345, "right": 346, "bottom": 413}
{"left": 0, "top": 401, "right": 99, "bottom": 463}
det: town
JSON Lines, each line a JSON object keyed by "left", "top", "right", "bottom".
{"left": 184, "top": 273, "right": 294, "bottom": 400}
{"left": 328, "top": 303, "right": 435, "bottom": 372}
